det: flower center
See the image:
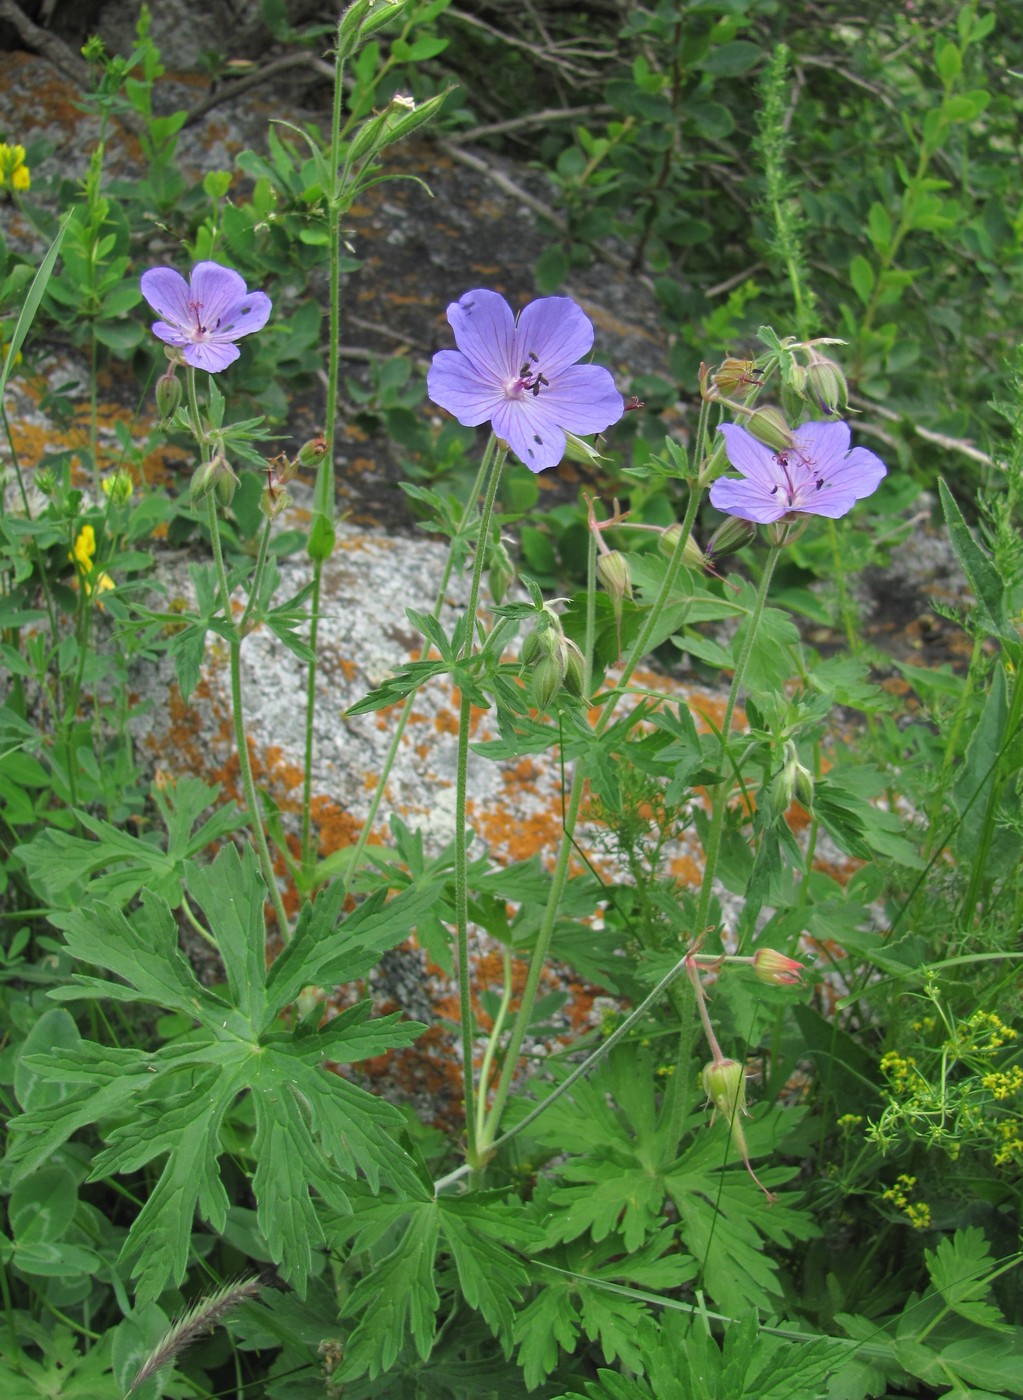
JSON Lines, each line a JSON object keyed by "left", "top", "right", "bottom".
{"left": 507, "top": 350, "right": 549, "bottom": 400}
{"left": 188, "top": 299, "right": 224, "bottom": 342}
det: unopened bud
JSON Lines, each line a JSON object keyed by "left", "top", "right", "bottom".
{"left": 712, "top": 357, "right": 763, "bottom": 396}
{"left": 561, "top": 638, "right": 586, "bottom": 698}
{"left": 705, "top": 516, "right": 757, "bottom": 561}
{"left": 658, "top": 523, "right": 705, "bottom": 569}
{"left": 36, "top": 468, "right": 58, "bottom": 495}
{"left": 101, "top": 469, "right": 133, "bottom": 506}
{"left": 596, "top": 550, "right": 632, "bottom": 603}
{"left": 531, "top": 651, "right": 566, "bottom": 711}
{"left": 296, "top": 435, "right": 328, "bottom": 469}
{"left": 214, "top": 459, "right": 240, "bottom": 507}
{"left": 752, "top": 948, "right": 806, "bottom": 986}
{"left": 155, "top": 371, "right": 182, "bottom": 420}
{"left": 745, "top": 406, "right": 794, "bottom": 453}
{"left": 702, "top": 1058, "right": 747, "bottom": 1120}
{"left": 805, "top": 353, "right": 848, "bottom": 416}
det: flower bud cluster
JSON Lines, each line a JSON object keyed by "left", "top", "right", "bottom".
{"left": 191, "top": 452, "right": 239, "bottom": 508}
{"left": 521, "top": 608, "right": 585, "bottom": 710}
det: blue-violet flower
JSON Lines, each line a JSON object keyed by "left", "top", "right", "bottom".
{"left": 140, "top": 261, "right": 271, "bottom": 373}
{"left": 710, "top": 419, "right": 887, "bottom": 524}
{"left": 426, "top": 288, "right": 624, "bottom": 472}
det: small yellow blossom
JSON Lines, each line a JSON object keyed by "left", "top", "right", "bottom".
{"left": 69, "top": 524, "right": 115, "bottom": 599}
{"left": 0, "top": 142, "right": 31, "bottom": 191}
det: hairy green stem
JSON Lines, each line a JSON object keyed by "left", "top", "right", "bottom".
{"left": 695, "top": 544, "right": 782, "bottom": 934}
{"left": 437, "top": 950, "right": 691, "bottom": 1192}
{"left": 454, "top": 441, "right": 505, "bottom": 1165}
{"left": 300, "top": 20, "right": 348, "bottom": 879}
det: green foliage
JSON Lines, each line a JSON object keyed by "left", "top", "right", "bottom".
{"left": 5, "top": 846, "right": 436, "bottom": 1302}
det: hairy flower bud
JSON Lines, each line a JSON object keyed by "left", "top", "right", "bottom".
{"left": 752, "top": 948, "right": 806, "bottom": 986}
{"left": 712, "top": 357, "right": 763, "bottom": 396}
{"left": 658, "top": 523, "right": 705, "bottom": 569}
{"left": 531, "top": 651, "right": 566, "bottom": 711}
{"left": 596, "top": 549, "right": 632, "bottom": 603}
{"left": 702, "top": 1058, "right": 747, "bottom": 1121}
{"left": 296, "top": 435, "right": 328, "bottom": 469}
{"left": 260, "top": 485, "right": 291, "bottom": 518}
{"left": 806, "top": 352, "right": 848, "bottom": 416}
{"left": 705, "top": 516, "right": 757, "bottom": 561}
{"left": 561, "top": 638, "right": 586, "bottom": 698}
{"left": 155, "top": 370, "right": 182, "bottom": 420}
{"left": 745, "top": 406, "right": 794, "bottom": 453}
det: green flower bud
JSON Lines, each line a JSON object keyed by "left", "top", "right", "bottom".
{"left": 296, "top": 436, "right": 328, "bottom": 469}
{"left": 101, "top": 469, "right": 134, "bottom": 506}
{"left": 561, "top": 638, "right": 586, "bottom": 698}
{"left": 806, "top": 353, "right": 848, "bottom": 416}
{"left": 658, "top": 523, "right": 705, "bottom": 570}
{"left": 706, "top": 516, "right": 757, "bottom": 560}
{"left": 745, "top": 406, "right": 794, "bottom": 453}
{"left": 213, "top": 458, "right": 240, "bottom": 507}
{"left": 751, "top": 948, "right": 805, "bottom": 986}
{"left": 712, "top": 356, "right": 763, "bottom": 396}
{"left": 702, "top": 1058, "right": 747, "bottom": 1121}
{"left": 531, "top": 651, "right": 566, "bottom": 712}
{"left": 520, "top": 628, "right": 543, "bottom": 666}
{"left": 596, "top": 549, "right": 632, "bottom": 603}
{"left": 190, "top": 461, "right": 217, "bottom": 505}
{"left": 155, "top": 371, "right": 182, "bottom": 420}
{"left": 35, "top": 468, "right": 58, "bottom": 496}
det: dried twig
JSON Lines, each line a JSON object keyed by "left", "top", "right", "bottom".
{"left": 0, "top": 0, "right": 89, "bottom": 83}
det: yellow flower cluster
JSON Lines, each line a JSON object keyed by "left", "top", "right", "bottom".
{"left": 880, "top": 1050, "right": 918, "bottom": 1093}
{"left": 881, "top": 1173, "right": 931, "bottom": 1229}
{"left": 0, "top": 142, "right": 30, "bottom": 191}
{"left": 945, "top": 1010, "right": 1018, "bottom": 1056}
{"left": 69, "top": 525, "right": 115, "bottom": 598}
{"left": 993, "top": 1120, "right": 1023, "bottom": 1169}
{"left": 981, "top": 1065, "right": 1023, "bottom": 1101}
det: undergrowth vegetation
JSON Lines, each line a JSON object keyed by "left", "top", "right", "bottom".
{"left": 0, "top": 1, "right": 1021, "bottom": 1397}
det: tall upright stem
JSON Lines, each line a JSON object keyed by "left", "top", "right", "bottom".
{"left": 300, "top": 21, "right": 347, "bottom": 879}
{"left": 454, "top": 439, "right": 505, "bottom": 1166}
{"left": 695, "top": 544, "right": 782, "bottom": 933}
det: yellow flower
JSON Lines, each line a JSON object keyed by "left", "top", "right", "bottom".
{"left": 69, "top": 524, "right": 115, "bottom": 600}
{"left": 70, "top": 524, "right": 97, "bottom": 570}
{"left": 0, "top": 142, "right": 31, "bottom": 191}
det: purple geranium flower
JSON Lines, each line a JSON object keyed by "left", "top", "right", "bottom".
{"left": 709, "top": 420, "right": 887, "bottom": 524}
{"left": 426, "top": 289, "right": 624, "bottom": 472}
{"left": 140, "top": 261, "right": 271, "bottom": 373}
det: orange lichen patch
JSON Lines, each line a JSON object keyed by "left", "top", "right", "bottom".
{"left": 308, "top": 794, "right": 362, "bottom": 855}
{"left": 473, "top": 799, "right": 564, "bottom": 865}
{"left": 669, "top": 852, "right": 703, "bottom": 886}
{"left": 336, "top": 656, "right": 359, "bottom": 682}
{"left": 434, "top": 708, "right": 460, "bottom": 734}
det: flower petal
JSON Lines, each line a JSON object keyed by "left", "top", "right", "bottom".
{"left": 151, "top": 321, "right": 190, "bottom": 350}
{"left": 534, "top": 363, "right": 624, "bottom": 434}
{"left": 717, "top": 424, "right": 786, "bottom": 490}
{"left": 215, "top": 291, "right": 272, "bottom": 341}
{"left": 791, "top": 418, "right": 851, "bottom": 471}
{"left": 446, "top": 290, "right": 516, "bottom": 384}
{"left": 709, "top": 475, "right": 786, "bottom": 523}
{"left": 513, "top": 297, "right": 594, "bottom": 377}
{"left": 491, "top": 397, "right": 565, "bottom": 472}
{"left": 140, "top": 267, "right": 192, "bottom": 328}
{"left": 182, "top": 340, "right": 240, "bottom": 373}
{"left": 426, "top": 349, "right": 506, "bottom": 426}
{"left": 189, "top": 262, "right": 250, "bottom": 333}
